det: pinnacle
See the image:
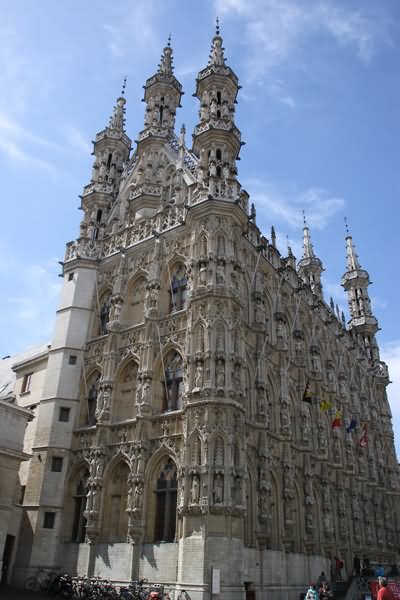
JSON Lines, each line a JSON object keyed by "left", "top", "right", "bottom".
{"left": 158, "top": 38, "right": 174, "bottom": 75}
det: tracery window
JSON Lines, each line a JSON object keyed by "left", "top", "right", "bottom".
{"left": 163, "top": 352, "right": 183, "bottom": 412}
{"left": 154, "top": 459, "right": 177, "bottom": 542}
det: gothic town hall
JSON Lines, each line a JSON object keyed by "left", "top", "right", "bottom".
{"left": 7, "top": 28, "right": 400, "bottom": 600}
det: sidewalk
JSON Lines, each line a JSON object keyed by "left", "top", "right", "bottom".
{"left": 0, "top": 586, "right": 50, "bottom": 600}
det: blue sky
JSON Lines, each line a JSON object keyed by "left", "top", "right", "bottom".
{"left": 0, "top": 0, "right": 399, "bottom": 455}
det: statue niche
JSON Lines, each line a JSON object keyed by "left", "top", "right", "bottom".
{"left": 112, "top": 360, "right": 139, "bottom": 422}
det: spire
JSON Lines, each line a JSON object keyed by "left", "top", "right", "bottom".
{"left": 208, "top": 18, "right": 226, "bottom": 66}
{"left": 108, "top": 95, "right": 126, "bottom": 132}
{"left": 158, "top": 36, "right": 174, "bottom": 75}
{"left": 341, "top": 220, "right": 379, "bottom": 361}
{"left": 141, "top": 39, "right": 183, "bottom": 138}
{"left": 192, "top": 21, "right": 242, "bottom": 203}
{"left": 345, "top": 217, "right": 361, "bottom": 271}
{"left": 297, "top": 212, "right": 323, "bottom": 298}
{"left": 302, "top": 211, "right": 315, "bottom": 259}
{"left": 106, "top": 77, "right": 127, "bottom": 132}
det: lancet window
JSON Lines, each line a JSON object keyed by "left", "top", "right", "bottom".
{"left": 154, "top": 459, "right": 177, "bottom": 542}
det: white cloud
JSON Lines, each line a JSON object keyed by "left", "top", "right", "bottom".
{"left": 244, "top": 177, "right": 345, "bottom": 231}
{"left": 381, "top": 340, "right": 400, "bottom": 460}
{"left": 215, "top": 0, "right": 393, "bottom": 82}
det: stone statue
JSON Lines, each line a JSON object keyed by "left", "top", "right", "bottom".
{"left": 190, "top": 474, "right": 200, "bottom": 504}
{"left": 214, "top": 473, "right": 224, "bottom": 504}
{"left": 216, "top": 359, "right": 225, "bottom": 388}
{"left": 194, "top": 362, "right": 203, "bottom": 389}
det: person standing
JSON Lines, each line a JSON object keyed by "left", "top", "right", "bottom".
{"left": 377, "top": 577, "right": 394, "bottom": 600}
{"left": 353, "top": 555, "right": 361, "bottom": 577}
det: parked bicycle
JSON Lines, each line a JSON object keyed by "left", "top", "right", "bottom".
{"left": 24, "top": 568, "right": 58, "bottom": 593}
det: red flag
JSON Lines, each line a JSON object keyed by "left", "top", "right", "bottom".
{"left": 359, "top": 424, "right": 368, "bottom": 447}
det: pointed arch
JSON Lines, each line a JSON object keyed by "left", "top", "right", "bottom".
{"left": 144, "top": 453, "right": 178, "bottom": 543}
{"left": 213, "top": 436, "right": 225, "bottom": 466}
{"left": 121, "top": 272, "right": 147, "bottom": 326}
{"left": 112, "top": 357, "right": 139, "bottom": 422}
{"left": 159, "top": 258, "right": 187, "bottom": 314}
{"left": 192, "top": 320, "right": 207, "bottom": 354}
{"left": 215, "top": 320, "right": 226, "bottom": 353}
{"left": 101, "top": 459, "right": 130, "bottom": 542}
{"left": 64, "top": 462, "right": 90, "bottom": 542}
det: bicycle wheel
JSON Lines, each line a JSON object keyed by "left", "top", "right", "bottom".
{"left": 25, "top": 576, "right": 39, "bottom": 592}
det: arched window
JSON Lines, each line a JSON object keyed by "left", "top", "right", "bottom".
{"left": 113, "top": 360, "right": 138, "bottom": 421}
{"left": 163, "top": 352, "right": 183, "bottom": 411}
{"left": 154, "top": 458, "right": 177, "bottom": 542}
{"left": 102, "top": 462, "right": 129, "bottom": 542}
{"left": 169, "top": 265, "right": 187, "bottom": 312}
{"left": 216, "top": 148, "right": 222, "bottom": 161}
{"left": 121, "top": 276, "right": 146, "bottom": 326}
{"left": 106, "top": 153, "right": 112, "bottom": 169}
{"left": 71, "top": 469, "right": 89, "bottom": 542}
{"left": 216, "top": 166, "right": 222, "bottom": 178}
{"left": 217, "top": 91, "right": 221, "bottom": 105}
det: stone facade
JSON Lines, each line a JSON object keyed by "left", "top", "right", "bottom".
{"left": 8, "top": 30, "right": 400, "bottom": 600}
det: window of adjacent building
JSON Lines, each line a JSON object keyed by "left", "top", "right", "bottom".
{"left": 43, "top": 512, "right": 55, "bottom": 529}
{"left": 68, "top": 272, "right": 74, "bottom": 281}
{"left": 69, "top": 355, "right": 77, "bottom": 365}
{"left": 59, "top": 407, "right": 70, "bottom": 422}
{"left": 21, "top": 372, "right": 33, "bottom": 394}
{"left": 154, "top": 458, "right": 177, "bottom": 542}
{"left": 51, "top": 457, "right": 63, "bottom": 472}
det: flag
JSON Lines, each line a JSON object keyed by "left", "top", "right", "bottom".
{"left": 359, "top": 424, "right": 368, "bottom": 448}
{"left": 332, "top": 410, "right": 342, "bottom": 429}
{"left": 303, "top": 381, "right": 312, "bottom": 403}
{"left": 320, "top": 396, "right": 332, "bottom": 412}
{"left": 346, "top": 417, "right": 357, "bottom": 433}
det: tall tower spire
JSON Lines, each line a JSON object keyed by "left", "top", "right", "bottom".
{"left": 192, "top": 21, "right": 244, "bottom": 204}
{"left": 80, "top": 86, "right": 131, "bottom": 241}
{"left": 341, "top": 220, "right": 379, "bottom": 362}
{"left": 297, "top": 213, "right": 324, "bottom": 298}
{"left": 140, "top": 38, "right": 183, "bottom": 141}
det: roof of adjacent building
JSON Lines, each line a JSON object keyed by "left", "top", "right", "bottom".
{"left": 0, "top": 344, "right": 50, "bottom": 402}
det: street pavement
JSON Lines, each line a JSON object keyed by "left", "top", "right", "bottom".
{"left": 0, "top": 586, "right": 50, "bottom": 600}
